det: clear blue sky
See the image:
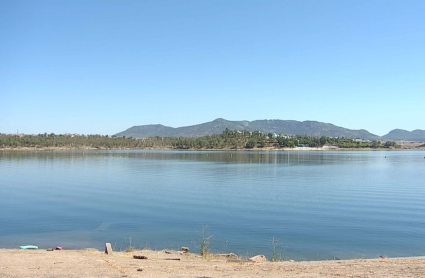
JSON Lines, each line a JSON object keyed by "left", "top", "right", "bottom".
{"left": 1, "top": 0, "right": 424, "bottom": 136}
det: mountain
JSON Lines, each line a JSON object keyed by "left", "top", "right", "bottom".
{"left": 244, "top": 119, "right": 379, "bottom": 140}
{"left": 114, "top": 124, "right": 175, "bottom": 138}
{"left": 115, "top": 118, "right": 382, "bottom": 140}
{"left": 382, "top": 129, "right": 425, "bottom": 141}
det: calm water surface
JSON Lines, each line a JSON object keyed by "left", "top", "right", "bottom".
{"left": 0, "top": 150, "right": 424, "bottom": 260}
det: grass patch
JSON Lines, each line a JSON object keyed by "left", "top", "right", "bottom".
{"left": 125, "top": 235, "right": 135, "bottom": 252}
{"left": 142, "top": 242, "right": 151, "bottom": 250}
{"left": 271, "top": 237, "right": 278, "bottom": 262}
{"left": 192, "top": 225, "right": 213, "bottom": 257}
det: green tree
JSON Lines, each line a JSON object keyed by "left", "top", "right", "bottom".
{"left": 245, "top": 139, "right": 256, "bottom": 149}
{"left": 320, "top": 136, "right": 328, "bottom": 146}
{"left": 371, "top": 140, "right": 381, "bottom": 148}
{"left": 384, "top": 141, "right": 396, "bottom": 148}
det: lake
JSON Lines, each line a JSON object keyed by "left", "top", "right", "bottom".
{"left": 0, "top": 149, "right": 424, "bottom": 260}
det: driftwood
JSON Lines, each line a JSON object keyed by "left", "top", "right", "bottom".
{"left": 133, "top": 255, "right": 148, "bottom": 260}
{"left": 164, "top": 258, "right": 180, "bottom": 261}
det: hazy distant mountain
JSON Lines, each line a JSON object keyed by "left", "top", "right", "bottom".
{"left": 115, "top": 118, "right": 382, "bottom": 140}
{"left": 115, "top": 124, "right": 176, "bottom": 138}
{"left": 245, "top": 119, "right": 380, "bottom": 140}
{"left": 382, "top": 129, "right": 425, "bottom": 141}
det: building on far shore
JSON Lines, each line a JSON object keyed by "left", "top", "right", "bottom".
{"left": 354, "top": 138, "right": 371, "bottom": 143}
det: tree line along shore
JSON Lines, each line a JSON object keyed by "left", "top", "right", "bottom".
{"left": 1, "top": 129, "right": 409, "bottom": 150}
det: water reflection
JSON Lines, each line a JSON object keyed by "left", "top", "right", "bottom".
{"left": 0, "top": 150, "right": 424, "bottom": 260}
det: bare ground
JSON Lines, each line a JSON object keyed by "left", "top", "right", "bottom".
{"left": 1, "top": 249, "right": 424, "bottom": 278}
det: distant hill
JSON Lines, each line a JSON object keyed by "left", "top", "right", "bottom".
{"left": 115, "top": 124, "right": 176, "bottom": 138}
{"left": 115, "top": 118, "right": 382, "bottom": 140}
{"left": 382, "top": 129, "right": 425, "bottom": 141}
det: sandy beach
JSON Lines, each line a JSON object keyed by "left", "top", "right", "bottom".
{"left": 1, "top": 248, "right": 424, "bottom": 278}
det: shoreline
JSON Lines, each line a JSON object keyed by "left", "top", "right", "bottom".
{"left": 1, "top": 143, "right": 424, "bottom": 152}
{"left": 1, "top": 248, "right": 424, "bottom": 277}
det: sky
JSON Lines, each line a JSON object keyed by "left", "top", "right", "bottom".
{"left": 1, "top": 0, "right": 424, "bottom": 136}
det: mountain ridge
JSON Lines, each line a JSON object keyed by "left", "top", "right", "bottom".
{"left": 115, "top": 118, "right": 424, "bottom": 141}
{"left": 382, "top": 129, "right": 425, "bottom": 141}
{"left": 116, "top": 118, "right": 422, "bottom": 141}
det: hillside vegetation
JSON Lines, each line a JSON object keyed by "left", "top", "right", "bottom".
{"left": 1, "top": 130, "right": 399, "bottom": 150}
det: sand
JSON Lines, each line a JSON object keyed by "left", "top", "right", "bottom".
{"left": 1, "top": 249, "right": 424, "bottom": 278}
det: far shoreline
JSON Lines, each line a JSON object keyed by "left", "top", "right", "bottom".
{"left": 1, "top": 143, "right": 424, "bottom": 152}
